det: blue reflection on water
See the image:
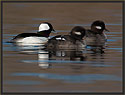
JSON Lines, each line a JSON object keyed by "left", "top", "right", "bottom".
{"left": 65, "top": 23, "right": 122, "bottom": 27}
{"left": 3, "top": 24, "right": 39, "bottom": 28}
{"left": 110, "top": 37, "right": 122, "bottom": 39}
{"left": 3, "top": 42, "right": 12, "bottom": 45}
{"left": 65, "top": 24, "right": 90, "bottom": 26}
{"left": 56, "top": 30, "right": 70, "bottom": 32}
{"left": 11, "top": 73, "right": 122, "bottom": 83}
{"left": 107, "top": 39, "right": 117, "bottom": 42}
{"left": 106, "top": 23, "right": 122, "bottom": 26}
{"left": 108, "top": 48, "right": 122, "bottom": 50}
{"left": 22, "top": 60, "right": 118, "bottom": 65}
{"left": 3, "top": 34, "right": 17, "bottom": 37}
{"left": 106, "top": 32, "right": 122, "bottom": 34}
{"left": 3, "top": 46, "right": 17, "bottom": 51}
{"left": 32, "top": 18, "right": 54, "bottom": 21}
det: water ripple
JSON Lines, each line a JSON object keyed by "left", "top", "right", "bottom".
{"left": 22, "top": 59, "right": 118, "bottom": 65}
{"left": 11, "top": 73, "right": 122, "bottom": 83}
{"left": 64, "top": 23, "right": 122, "bottom": 27}
{"left": 32, "top": 18, "right": 54, "bottom": 21}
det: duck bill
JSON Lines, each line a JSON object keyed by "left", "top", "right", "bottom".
{"left": 52, "top": 29, "right": 57, "bottom": 33}
{"left": 105, "top": 28, "right": 110, "bottom": 32}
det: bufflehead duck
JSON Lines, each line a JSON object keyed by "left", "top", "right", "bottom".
{"left": 45, "top": 26, "right": 86, "bottom": 50}
{"left": 10, "top": 22, "right": 55, "bottom": 45}
{"left": 85, "top": 20, "right": 109, "bottom": 46}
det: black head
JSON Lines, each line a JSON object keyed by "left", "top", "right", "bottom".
{"left": 91, "top": 20, "right": 109, "bottom": 34}
{"left": 37, "top": 22, "right": 55, "bottom": 37}
{"left": 70, "top": 26, "right": 86, "bottom": 40}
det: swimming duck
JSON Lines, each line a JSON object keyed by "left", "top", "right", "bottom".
{"left": 45, "top": 26, "right": 86, "bottom": 50}
{"left": 85, "top": 20, "right": 109, "bottom": 46}
{"left": 10, "top": 22, "right": 55, "bottom": 45}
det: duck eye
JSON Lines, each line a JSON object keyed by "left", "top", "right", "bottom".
{"left": 74, "top": 32, "right": 81, "bottom": 35}
{"left": 95, "top": 26, "right": 102, "bottom": 29}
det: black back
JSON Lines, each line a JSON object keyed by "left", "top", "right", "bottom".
{"left": 12, "top": 33, "right": 43, "bottom": 40}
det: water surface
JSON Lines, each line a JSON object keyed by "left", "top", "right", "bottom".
{"left": 3, "top": 2, "right": 122, "bottom": 93}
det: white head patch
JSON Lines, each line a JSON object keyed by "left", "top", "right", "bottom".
{"left": 39, "top": 23, "right": 50, "bottom": 31}
{"left": 96, "top": 26, "right": 102, "bottom": 29}
{"left": 56, "top": 37, "right": 66, "bottom": 41}
{"left": 74, "top": 32, "right": 81, "bottom": 35}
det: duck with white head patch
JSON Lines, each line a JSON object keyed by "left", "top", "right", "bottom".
{"left": 85, "top": 20, "right": 109, "bottom": 46}
{"left": 45, "top": 26, "right": 86, "bottom": 50}
{"left": 10, "top": 22, "right": 55, "bottom": 46}
{"left": 85, "top": 20, "right": 109, "bottom": 53}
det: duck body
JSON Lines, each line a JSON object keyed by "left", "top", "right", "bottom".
{"left": 85, "top": 20, "right": 109, "bottom": 46}
{"left": 85, "top": 30, "right": 107, "bottom": 46}
{"left": 10, "top": 22, "right": 55, "bottom": 45}
{"left": 12, "top": 33, "right": 49, "bottom": 45}
{"left": 46, "top": 35, "right": 86, "bottom": 50}
{"left": 45, "top": 26, "right": 86, "bottom": 50}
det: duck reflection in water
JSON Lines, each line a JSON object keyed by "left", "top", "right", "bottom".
{"left": 38, "top": 50, "right": 87, "bottom": 69}
{"left": 49, "top": 50, "right": 87, "bottom": 61}
{"left": 87, "top": 45, "right": 105, "bottom": 54}
{"left": 38, "top": 50, "right": 50, "bottom": 69}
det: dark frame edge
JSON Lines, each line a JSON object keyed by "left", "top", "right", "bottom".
{"left": 0, "top": 0, "right": 125, "bottom": 3}
{"left": 1, "top": 1, "right": 3, "bottom": 95}
{"left": 0, "top": 0, "right": 125, "bottom": 95}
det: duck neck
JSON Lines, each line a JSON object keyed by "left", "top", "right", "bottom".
{"left": 70, "top": 35, "right": 82, "bottom": 41}
{"left": 89, "top": 30, "right": 103, "bottom": 35}
{"left": 37, "top": 30, "right": 50, "bottom": 37}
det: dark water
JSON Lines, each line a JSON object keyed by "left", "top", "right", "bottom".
{"left": 2, "top": 3, "right": 122, "bottom": 92}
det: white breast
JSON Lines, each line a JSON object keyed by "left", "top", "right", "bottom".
{"left": 16, "top": 37, "right": 48, "bottom": 45}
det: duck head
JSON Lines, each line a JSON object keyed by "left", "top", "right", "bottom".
{"left": 70, "top": 26, "right": 86, "bottom": 40}
{"left": 91, "top": 20, "right": 109, "bottom": 34}
{"left": 38, "top": 22, "right": 55, "bottom": 37}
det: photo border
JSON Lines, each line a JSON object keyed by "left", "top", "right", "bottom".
{"left": 0, "top": 0, "right": 124, "bottom": 95}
